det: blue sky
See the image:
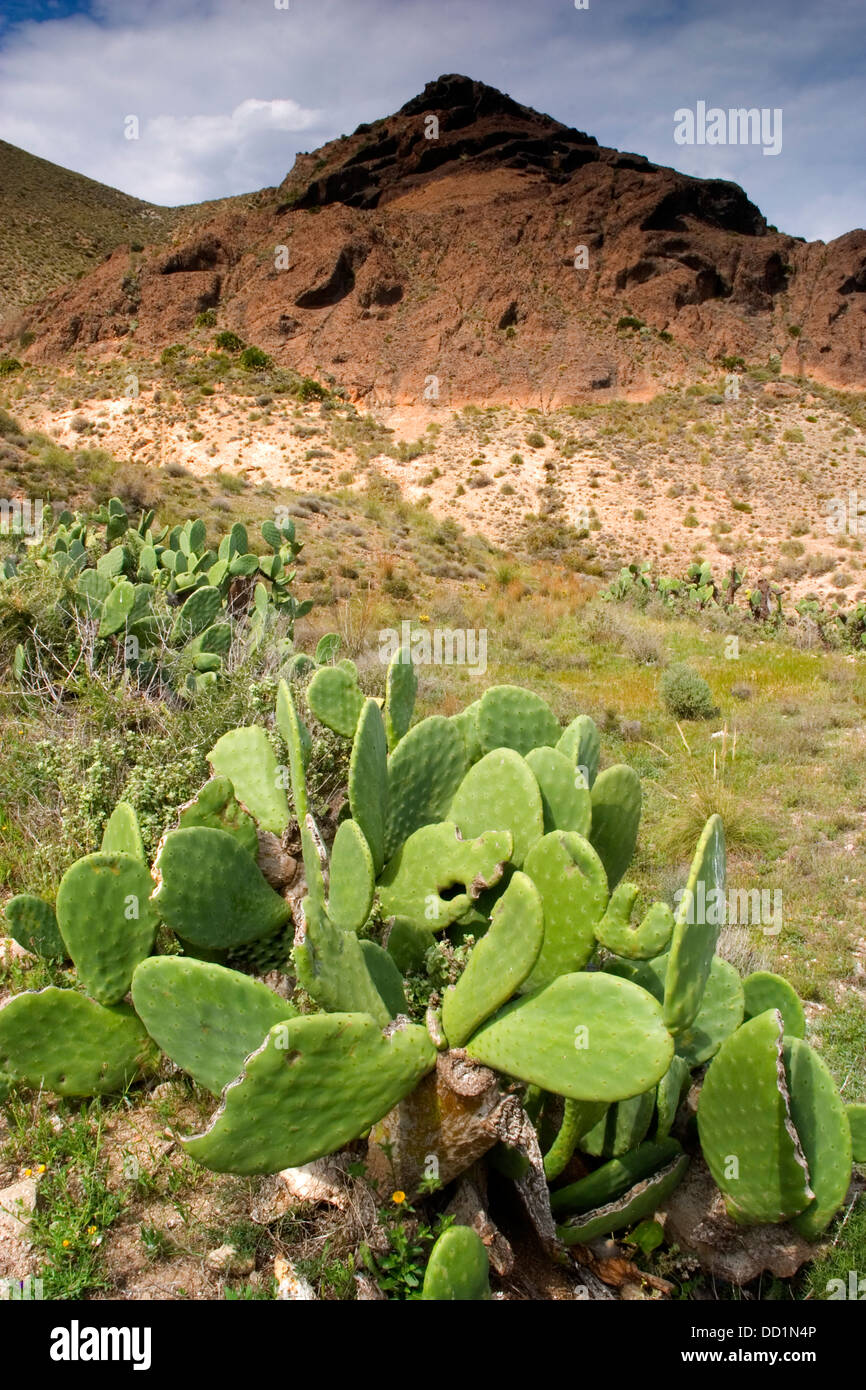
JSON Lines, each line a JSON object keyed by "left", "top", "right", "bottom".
{"left": 0, "top": 0, "right": 862, "bottom": 241}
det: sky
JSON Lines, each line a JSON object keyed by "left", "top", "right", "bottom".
{"left": 0, "top": 0, "right": 863, "bottom": 242}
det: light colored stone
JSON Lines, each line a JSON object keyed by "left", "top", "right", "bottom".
{"left": 274, "top": 1255, "right": 316, "bottom": 1300}
{"left": 205, "top": 1243, "right": 254, "bottom": 1277}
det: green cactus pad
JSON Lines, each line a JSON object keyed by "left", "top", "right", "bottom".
{"left": 378, "top": 823, "right": 512, "bottom": 931}
{"left": 580, "top": 1089, "right": 656, "bottom": 1158}
{"left": 655, "top": 1055, "right": 692, "bottom": 1140}
{"left": 557, "top": 1151, "right": 689, "bottom": 1244}
{"left": 783, "top": 1036, "right": 852, "bottom": 1239}
{"left": 589, "top": 764, "right": 641, "bottom": 891}
{"left": 182, "top": 1013, "right": 437, "bottom": 1174}
{"left": 359, "top": 940, "right": 407, "bottom": 1018}
{"left": 384, "top": 716, "right": 467, "bottom": 861}
{"left": 349, "top": 698, "right": 389, "bottom": 875}
{"left": 477, "top": 685, "right": 560, "bottom": 757}
{"left": 56, "top": 852, "right": 159, "bottom": 1005}
{"left": 448, "top": 748, "right": 544, "bottom": 867}
{"left": 153, "top": 827, "right": 290, "bottom": 949}
{"left": 307, "top": 663, "right": 365, "bottom": 737}
{"left": 276, "top": 680, "right": 324, "bottom": 905}
{"left": 697, "top": 1009, "right": 813, "bottom": 1225}
{"left": 543, "top": 1098, "right": 608, "bottom": 1179}
{"left": 556, "top": 714, "right": 601, "bottom": 788}
{"left": 293, "top": 894, "right": 389, "bottom": 1024}
{"left": 525, "top": 746, "right": 592, "bottom": 835}
{"left": 386, "top": 917, "right": 432, "bottom": 975}
{"left": 442, "top": 871, "right": 544, "bottom": 1047}
{"left": 663, "top": 814, "right": 726, "bottom": 1034}
{"left": 97, "top": 579, "right": 135, "bottom": 637}
{"left": 171, "top": 584, "right": 221, "bottom": 640}
{"left": 327, "top": 820, "right": 375, "bottom": 932}
{"left": 420, "top": 1225, "right": 491, "bottom": 1301}
{"left": 131, "top": 957, "right": 295, "bottom": 1096}
{"left": 846, "top": 1105, "right": 866, "bottom": 1163}
{"left": 551, "top": 1137, "right": 684, "bottom": 1216}
{"left": 177, "top": 777, "right": 258, "bottom": 856}
{"left": 466, "top": 972, "right": 674, "bottom": 1102}
{"left": 451, "top": 699, "right": 483, "bottom": 765}
{"left": 208, "top": 727, "right": 289, "bottom": 835}
{"left": 594, "top": 885, "right": 674, "bottom": 960}
{"left": 4, "top": 895, "right": 67, "bottom": 961}
{"left": 743, "top": 971, "right": 806, "bottom": 1039}
{"left": 101, "top": 802, "right": 146, "bottom": 861}
{"left": 521, "top": 831, "right": 608, "bottom": 991}
{"left": 384, "top": 646, "right": 417, "bottom": 751}
{"left": 607, "top": 950, "right": 743, "bottom": 1068}
{"left": 0, "top": 988, "right": 155, "bottom": 1096}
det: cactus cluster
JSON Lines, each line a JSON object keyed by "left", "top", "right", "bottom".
{"left": 0, "top": 661, "right": 860, "bottom": 1291}
{"left": 2, "top": 498, "right": 317, "bottom": 696}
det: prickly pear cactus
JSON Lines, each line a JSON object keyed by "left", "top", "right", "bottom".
{"left": 420, "top": 1225, "right": 491, "bottom": 1300}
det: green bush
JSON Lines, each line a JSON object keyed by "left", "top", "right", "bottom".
{"left": 214, "top": 331, "right": 245, "bottom": 353}
{"left": 239, "top": 346, "right": 272, "bottom": 370}
{"left": 195, "top": 309, "right": 218, "bottom": 329}
{"left": 660, "top": 663, "right": 719, "bottom": 720}
{"left": 0, "top": 357, "right": 23, "bottom": 375}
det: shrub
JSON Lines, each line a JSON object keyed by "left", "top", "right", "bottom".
{"left": 660, "top": 663, "right": 719, "bottom": 720}
{"left": 214, "top": 331, "right": 245, "bottom": 353}
{"left": 239, "top": 346, "right": 272, "bottom": 370}
{"left": 0, "top": 358, "right": 23, "bottom": 375}
{"left": 195, "top": 309, "right": 218, "bottom": 329}
{"left": 616, "top": 316, "right": 644, "bottom": 332}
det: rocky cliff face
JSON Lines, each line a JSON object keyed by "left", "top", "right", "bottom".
{"left": 9, "top": 75, "right": 866, "bottom": 402}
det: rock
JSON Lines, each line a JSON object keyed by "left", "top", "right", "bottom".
{"left": 274, "top": 1256, "right": 316, "bottom": 1300}
{"left": 354, "top": 1272, "right": 386, "bottom": 1301}
{"left": 658, "top": 1156, "right": 820, "bottom": 1284}
{"left": 205, "top": 1244, "right": 255, "bottom": 1277}
{"left": 0, "top": 1177, "right": 38, "bottom": 1241}
{"left": 0, "top": 938, "right": 31, "bottom": 966}
{"left": 256, "top": 832, "right": 297, "bottom": 890}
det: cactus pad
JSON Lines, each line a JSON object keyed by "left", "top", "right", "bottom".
{"left": 594, "top": 885, "right": 674, "bottom": 960}
{"left": 0, "top": 988, "right": 155, "bottom": 1096}
{"left": 580, "top": 1089, "right": 656, "bottom": 1158}
{"left": 697, "top": 1009, "right": 813, "bottom": 1225}
{"left": 384, "top": 716, "right": 467, "bottom": 861}
{"left": 466, "top": 971, "right": 674, "bottom": 1102}
{"left": 663, "top": 814, "right": 726, "bottom": 1034}
{"left": 846, "top": 1104, "right": 866, "bottom": 1163}
{"left": 182, "top": 1013, "right": 437, "bottom": 1174}
{"left": 208, "top": 727, "right": 289, "bottom": 835}
{"left": 327, "top": 820, "right": 375, "bottom": 932}
{"left": 153, "top": 827, "right": 290, "bottom": 949}
{"left": 442, "top": 871, "right": 544, "bottom": 1047}
{"left": 384, "top": 646, "right": 417, "bottom": 751}
{"left": 420, "top": 1225, "right": 491, "bottom": 1301}
{"left": 131, "top": 957, "right": 295, "bottom": 1096}
{"left": 378, "top": 822, "right": 512, "bottom": 931}
{"left": 4, "top": 895, "right": 67, "bottom": 961}
{"left": 783, "top": 1036, "right": 852, "bottom": 1239}
{"left": 556, "top": 714, "right": 601, "bottom": 788}
{"left": 56, "top": 852, "right": 159, "bottom": 1005}
{"left": 606, "top": 950, "right": 743, "bottom": 1067}
{"left": 551, "top": 1136, "right": 684, "bottom": 1216}
{"left": 349, "top": 698, "right": 389, "bottom": 875}
{"left": 293, "top": 895, "right": 389, "bottom": 1024}
{"left": 589, "top": 764, "right": 641, "bottom": 890}
{"left": 307, "top": 663, "right": 365, "bottom": 737}
{"left": 177, "top": 777, "right": 258, "bottom": 856}
{"left": 557, "top": 1151, "right": 689, "bottom": 1244}
{"left": 359, "top": 940, "right": 408, "bottom": 1018}
{"left": 525, "top": 746, "right": 592, "bottom": 835}
{"left": 101, "top": 802, "right": 146, "bottom": 861}
{"left": 477, "top": 685, "right": 560, "bottom": 757}
{"left": 521, "top": 831, "right": 607, "bottom": 990}
{"left": 448, "top": 748, "right": 543, "bottom": 867}
{"left": 451, "top": 699, "right": 483, "bottom": 765}
{"left": 655, "top": 1055, "right": 692, "bottom": 1140}
{"left": 743, "top": 971, "right": 805, "bottom": 1039}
